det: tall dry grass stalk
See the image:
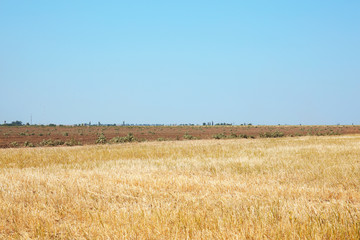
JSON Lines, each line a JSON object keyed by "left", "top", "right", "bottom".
{"left": 0, "top": 135, "right": 359, "bottom": 239}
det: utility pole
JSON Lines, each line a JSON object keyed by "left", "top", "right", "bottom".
{"left": 30, "top": 114, "right": 32, "bottom": 125}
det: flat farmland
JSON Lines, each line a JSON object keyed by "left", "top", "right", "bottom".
{"left": 1, "top": 125, "right": 360, "bottom": 148}
{"left": 0, "top": 135, "right": 359, "bottom": 239}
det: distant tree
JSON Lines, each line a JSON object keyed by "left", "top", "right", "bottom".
{"left": 10, "top": 121, "right": 23, "bottom": 126}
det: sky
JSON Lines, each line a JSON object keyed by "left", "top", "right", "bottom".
{"left": 1, "top": 1, "right": 359, "bottom": 125}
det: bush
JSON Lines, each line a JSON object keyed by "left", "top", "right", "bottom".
{"left": 213, "top": 133, "right": 227, "bottom": 139}
{"left": 96, "top": 133, "right": 107, "bottom": 144}
{"left": 39, "top": 139, "right": 52, "bottom": 146}
{"left": 229, "top": 133, "right": 238, "bottom": 138}
{"left": 184, "top": 133, "right": 196, "bottom": 140}
{"left": 110, "top": 136, "right": 122, "bottom": 143}
{"left": 260, "top": 131, "right": 284, "bottom": 138}
{"left": 238, "top": 134, "right": 249, "bottom": 139}
{"left": 24, "top": 141, "right": 35, "bottom": 147}
{"left": 39, "top": 139, "right": 65, "bottom": 146}
{"left": 10, "top": 142, "right": 19, "bottom": 147}
{"left": 109, "top": 133, "right": 135, "bottom": 144}
{"left": 54, "top": 140, "right": 65, "bottom": 146}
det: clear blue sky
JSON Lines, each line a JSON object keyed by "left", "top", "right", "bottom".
{"left": 1, "top": 1, "right": 359, "bottom": 125}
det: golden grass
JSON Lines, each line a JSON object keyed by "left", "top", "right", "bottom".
{"left": 0, "top": 135, "right": 359, "bottom": 239}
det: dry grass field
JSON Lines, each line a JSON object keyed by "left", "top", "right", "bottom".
{"left": 0, "top": 135, "right": 359, "bottom": 239}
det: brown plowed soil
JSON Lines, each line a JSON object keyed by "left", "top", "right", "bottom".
{"left": 1, "top": 125, "right": 359, "bottom": 148}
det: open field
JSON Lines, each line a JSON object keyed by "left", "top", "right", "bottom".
{"left": 0, "top": 135, "right": 359, "bottom": 239}
{"left": 1, "top": 125, "right": 360, "bottom": 148}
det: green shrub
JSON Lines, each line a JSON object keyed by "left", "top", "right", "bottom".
{"left": 326, "top": 130, "right": 340, "bottom": 136}
{"left": 39, "top": 139, "right": 52, "bottom": 146}
{"left": 10, "top": 142, "right": 19, "bottom": 147}
{"left": 110, "top": 136, "right": 121, "bottom": 144}
{"left": 213, "top": 133, "right": 227, "bottom": 139}
{"left": 110, "top": 133, "right": 136, "bottom": 144}
{"left": 24, "top": 141, "right": 35, "bottom": 147}
{"left": 96, "top": 133, "right": 107, "bottom": 144}
{"left": 238, "top": 134, "right": 249, "bottom": 139}
{"left": 229, "top": 133, "right": 238, "bottom": 138}
{"left": 39, "top": 139, "right": 65, "bottom": 146}
{"left": 124, "top": 133, "right": 135, "bottom": 142}
{"left": 54, "top": 140, "right": 65, "bottom": 145}
{"left": 260, "top": 131, "right": 284, "bottom": 138}
{"left": 184, "top": 133, "right": 196, "bottom": 140}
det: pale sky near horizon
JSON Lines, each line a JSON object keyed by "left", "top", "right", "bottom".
{"left": 1, "top": 1, "right": 359, "bottom": 125}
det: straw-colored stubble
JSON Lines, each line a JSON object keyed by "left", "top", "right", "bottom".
{"left": 0, "top": 136, "right": 359, "bottom": 239}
